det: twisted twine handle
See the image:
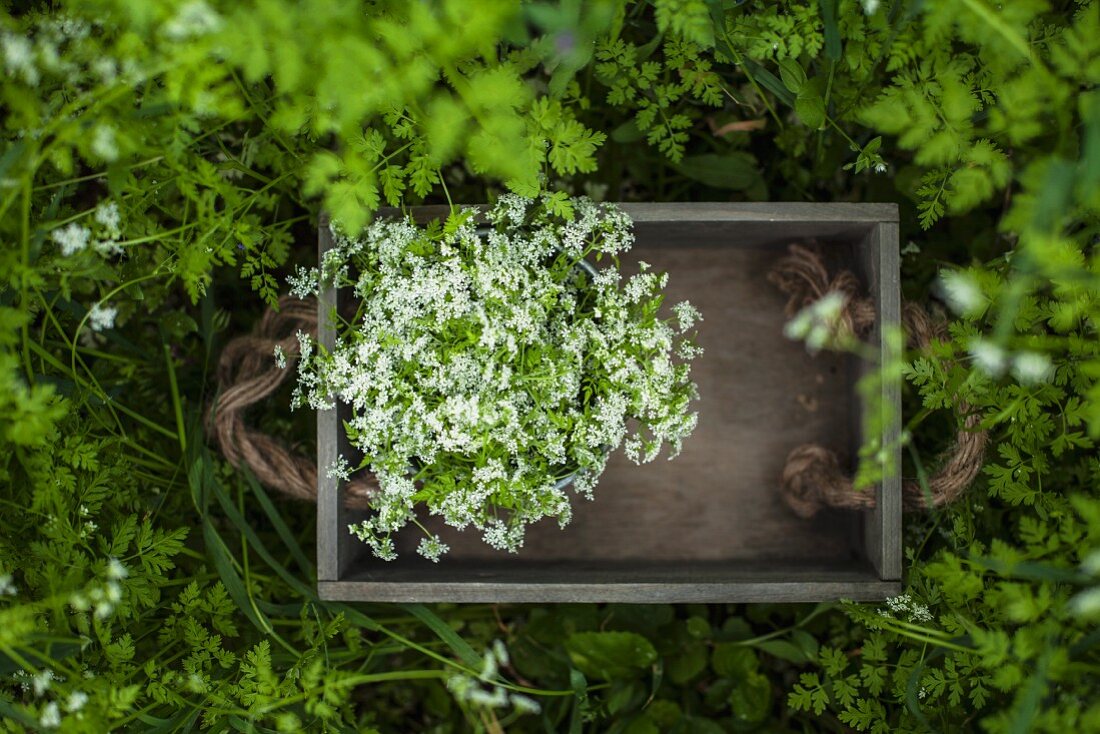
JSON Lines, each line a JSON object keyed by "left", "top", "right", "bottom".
{"left": 767, "top": 244, "right": 988, "bottom": 518}
{"left": 206, "top": 296, "right": 377, "bottom": 509}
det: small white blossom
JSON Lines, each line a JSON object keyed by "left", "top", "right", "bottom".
{"left": 95, "top": 201, "right": 122, "bottom": 238}
{"left": 91, "top": 125, "right": 119, "bottom": 161}
{"left": 862, "top": 0, "right": 881, "bottom": 13}
{"left": 672, "top": 301, "right": 702, "bottom": 332}
{"left": 970, "top": 339, "right": 1007, "bottom": 377}
{"left": 287, "top": 266, "right": 319, "bottom": 299}
{"left": 0, "top": 573, "right": 15, "bottom": 595}
{"left": 273, "top": 344, "right": 287, "bottom": 370}
{"left": 325, "top": 455, "right": 351, "bottom": 482}
{"left": 51, "top": 223, "right": 91, "bottom": 256}
{"left": 92, "top": 57, "right": 117, "bottom": 83}
{"left": 874, "top": 162, "right": 887, "bottom": 173}
{"left": 417, "top": 534, "right": 449, "bottom": 563}
{"left": 39, "top": 702, "right": 61, "bottom": 729}
{"left": 33, "top": 670, "right": 55, "bottom": 697}
{"left": 163, "top": 1, "right": 223, "bottom": 40}
{"left": 2, "top": 33, "right": 38, "bottom": 85}
{"left": 107, "top": 557, "right": 128, "bottom": 580}
{"left": 909, "top": 603, "right": 933, "bottom": 624}
{"left": 510, "top": 694, "right": 541, "bottom": 714}
{"left": 940, "top": 270, "right": 984, "bottom": 315}
{"left": 88, "top": 302, "right": 117, "bottom": 332}
{"left": 65, "top": 691, "right": 88, "bottom": 713}
{"left": 1011, "top": 351, "right": 1052, "bottom": 384}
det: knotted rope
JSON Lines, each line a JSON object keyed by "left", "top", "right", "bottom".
{"left": 768, "top": 244, "right": 987, "bottom": 518}
{"left": 206, "top": 296, "right": 377, "bottom": 509}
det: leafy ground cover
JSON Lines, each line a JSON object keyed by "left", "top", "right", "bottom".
{"left": 1, "top": 0, "right": 1098, "bottom": 731}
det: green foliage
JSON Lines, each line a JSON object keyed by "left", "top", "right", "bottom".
{"left": 1, "top": 0, "right": 1099, "bottom": 731}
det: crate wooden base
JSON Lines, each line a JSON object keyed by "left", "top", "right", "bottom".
{"left": 317, "top": 203, "right": 902, "bottom": 603}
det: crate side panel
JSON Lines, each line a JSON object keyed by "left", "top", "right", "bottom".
{"left": 322, "top": 558, "right": 900, "bottom": 603}
{"left": 856, "top": 219, "right": 903, "bottom": 580}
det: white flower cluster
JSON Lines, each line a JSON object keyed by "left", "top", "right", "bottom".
{"left": 50, "top": 200, "right": 126, "bottom": 257}
{"left": 969, "top": 338, "right": 1054, "bottom": 384}
{"left": 13, "top": 666, "right": 88, "bottom": 730}
{"left": 446, "top": 640, "right": 540, "bottom": 714}
{"left": 87, "top": 302, "right": 117, "bottom": 332}
{"left": 881, "top": 593, "right": 933, "bottom": 624}
{"left": 69, "top": 557, "right": 127, "bottom": 620}
{"left": 296, "top": 195, "right": 701, "bottom": 561}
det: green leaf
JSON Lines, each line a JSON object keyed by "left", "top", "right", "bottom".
{"left": 777, "top": 58, "right": 807, "bottom": 95}
{"left": 668, "top": 641, "right": 708, "bottom": 685}
{"left": 400, "top": 604, "right": 483, "bottom": 670}
{"left": 795, "top": 90, "right": 826, "bottom": 130}
{"left": 675, "top": 153, "right": 760, "bottom": 189}
{"left": 565, "top": 631, "right": 658, "bottom": 681}
{"left": 819, "top": 0, "right": 842, "bottom": 60}
{"left": 711, "top": 643, "right": 758, "bottom": 677}
{"left": 729, "top": 670, "right": 771, "bottom": 726}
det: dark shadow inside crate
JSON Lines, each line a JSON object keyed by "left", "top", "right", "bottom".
{"left": 332, "top": 218, "right": 879, "bottom": 582}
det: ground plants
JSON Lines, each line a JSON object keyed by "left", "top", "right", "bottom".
{"left": 1, "top": 0, "right": 1098, "bottom": 732}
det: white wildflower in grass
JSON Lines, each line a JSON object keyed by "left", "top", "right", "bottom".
{"left": 970, "top": 338, "right": 1007, "bottom": 377}
{"left": 87, "top": 302, "right": 117, "bottom": 332}
{"left": 106, "top": 557, "right": 127, "bottom": 580}
{"left": 940, "top": 269, "right": 984, "bottom": 316}
{"left": 65, "top": 691, "right": 88, "bottom": 712}
{"left": 298, "top": 195, "right": 700, "bottom": 560}
{"left": 445, "top": 639, "right": 538, "bottom": 714}
{"left": 873, "top": 162, "right": 887, "bottom": 173}
{"left": 92, "top": 56, "right": 117, "bottom": 83}
{"left": 1012, "top": 350, "right": 1053, "bottom": 384}
{"left": 2, "top": 33, "right": 38, "bottom": 85}
{"left": 511, "top": 694, "right": 542, "bottom": 714}
{"left": 39, "top": 701, "right": 61, "bottom": 729}
{"left": 95, "top": 201, "right": 122, "bottom": 239}
{"left": 51, "top": 222, "right": 91, "bottom": 256}
{"left": 908, "top": 602, "right": 933, "bottom": 624}
{"left": 0, "top": 573, "right": 15, "bottom": 595}
{"left": 163, "top": 0, "right": 223, "bottom": 40}
{"left": 91, "top": 124, "right": 119, "bottom": 161}
{"left": 862, "top": 0, "right": 881, "bottom": 13}
{"left": 33, "top": 669, "right": 55, "bottom": 697}
{"left": 273, "top": 344, "right": 287, "bottom": 370}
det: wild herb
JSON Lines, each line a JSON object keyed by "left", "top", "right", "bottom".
{"left": 292, "top": 195, "right": 700, "bottom": 560}
{"left": 1, "top": 0, "right": 1098, "bottom": 730}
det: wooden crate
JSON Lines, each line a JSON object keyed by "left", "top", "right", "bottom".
{"left": 316, "top": 203, "right": 902, "bottom": 603}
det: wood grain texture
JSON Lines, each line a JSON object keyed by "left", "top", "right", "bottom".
{"left": 316, "top": 217, "right": 360, "bottom": 581}
{"left": 860, "top": 220, "right": 903, "bottom": 580}
{"left": 316, "top": 204, "right": 903, "bottom": 601}
{"left": 320, "top": 559, "right": 901, "bottom": 603}
{"left": 316, "top": 219, "right": 340, "bottom": 582}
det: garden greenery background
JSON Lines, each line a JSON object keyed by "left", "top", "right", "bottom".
{"left": 1, "top": 0, "right": 1099, "bottom": 731}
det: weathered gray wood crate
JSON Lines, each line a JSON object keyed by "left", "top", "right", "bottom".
{"left": 317, "top": 203, "right": 902, "bottom": 603}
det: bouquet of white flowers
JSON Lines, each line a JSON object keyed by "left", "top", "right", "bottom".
{"left": 290, "top": 194, "right": 701, "bottom": 561}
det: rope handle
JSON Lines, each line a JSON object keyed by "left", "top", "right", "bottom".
{"left": 767, "top": 244, "right": 987, "bottom": 518}
{"left": 206, "top": 296, "right": 377, "bottom": 509}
